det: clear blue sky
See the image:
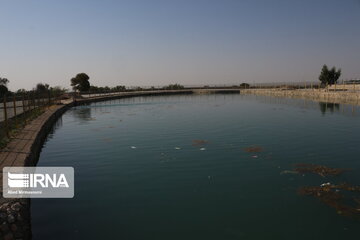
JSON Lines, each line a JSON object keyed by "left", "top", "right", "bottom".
{"left": 1, "top": 0, "right": 359, "bottom": 90}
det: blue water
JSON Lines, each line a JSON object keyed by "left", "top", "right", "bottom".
{"left": 32, "top": 94, "right": 360, "bottom": 239}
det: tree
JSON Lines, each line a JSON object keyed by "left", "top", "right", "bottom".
{"left": 0, "top": 77, "right": 9, "bottom": 86}
{"left": 0, "top": 85, "right": 7, "bottom": 98}
{"left": 163, "top": 84, "right": 184, "bottom": 90}
{"left": 113, "top": 85, "right": 126, "bottom": 92}
{"left": 71, "top": 73, "right": 90, "bottom": 92}
{"left": 36, "top": 83, "right": 50, "bottom": 93}
{"left": 0, "top": 77, "right": 9, "bottom": 97}
{"left": 319, "top": 65, "right": 341, "bottom": 86}
{"left": 16, "top": 89, "right": 27, "bottom": 94}
{"left": 50, "top": 86, "right": 67, "bottom": 96}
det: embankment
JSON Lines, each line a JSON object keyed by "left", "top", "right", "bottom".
{"left": 241, "top": 89, "right": 360, "bottom": 106}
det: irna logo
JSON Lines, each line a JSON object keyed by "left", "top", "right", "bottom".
{"left": 3, "top": 167, "right": 74, "bottom": 198}
{"left": 8, "top": 172, "right": 69, "bottom": 188}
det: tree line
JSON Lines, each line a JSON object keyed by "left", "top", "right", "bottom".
{"left": 0, "top": 79, "right": 66, "bottom": 99}
{"left": 70, "top": 73, "right": 185, "bottom": 93}
{"left": 0, "top": 64, "right": 345, "bottom": 98}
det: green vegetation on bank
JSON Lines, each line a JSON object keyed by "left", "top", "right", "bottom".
{"left": 0, "top": 107, "right": 45, "bottom": 149}
{"left": 89, "top": 85, "right": 126, "bottom": 93}
{"left": 0, "top": 77, "right": 67, "bottom": 99}
{"left": 163, "top": 84, "right": 185, "bottom": 90}
{"left": 69, "top": 74, "right": 187, "bottom": 93}
{"left": 0, "top": 78, "right": 67, "bottom": 149}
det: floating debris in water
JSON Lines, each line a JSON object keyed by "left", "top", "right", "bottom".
{"left": 280, "top": 170, "right": 299, "bottom": 175}
{"left": 298, "top": 183, "right": 360, "bottom": 218}
{"left": 252, "top": 155, "right": 258, "bottom": 158}
{"left": 200, "top": 148, "right": 206, "bottom": 151}
{"left": 294, "top": 163, "right": 349, "bottom": 177}
{"left": 192, "top": 139, "right": 209, "bottom": 146}
{"left": 130, "top": 146, "right": 137, "bottom": 149}
{"left": 175, "top": 147, "right": 181, "bottom": 150}
{"left": 243, "top": 146, "right": 263, "bottom": 153}
{"left": 320, "top": 182, "right": 331, "bottom": 187}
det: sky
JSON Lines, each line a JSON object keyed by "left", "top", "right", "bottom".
{"left": 0, "top": 0, "right": 359, "bottom": 91}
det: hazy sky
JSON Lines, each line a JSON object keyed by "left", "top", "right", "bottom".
{"left": 1, "top": 0, "right": 359, "bottom": 91}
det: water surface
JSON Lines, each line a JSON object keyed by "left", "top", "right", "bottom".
{"left": 32, "top": 94, "right": 360, "bottom": 239}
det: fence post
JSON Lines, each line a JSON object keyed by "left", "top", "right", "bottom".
{"left": 13, "top": 95, "right": 17, "bottom": 126}
{"left": 3, "top": 95, "right": 9, "bottom": 138}
{"left": 33, "top": 93, "right": 36, "bottom": 109}
{"left": 22, "top": 94, "right": 27, "bottom": 125}
{"left": 27, "top": 93, "right": 31, "bottom": 111}
{"left": 37, "top": 93, "right": 41, "bottom": 107}
{"left": 22, "top": 94, "right": 26, "bottom": 112}
{"left": 13, "top": 95, "right": 17, "bottom": 115}
{"left": 26, "top": 93, "right": 29, "bottom": 111}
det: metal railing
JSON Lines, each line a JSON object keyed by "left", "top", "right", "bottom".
{"left": 0, "top": 91, "right": 60, "bottom": 146}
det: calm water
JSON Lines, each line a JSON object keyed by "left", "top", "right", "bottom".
{"left": 32, "top": 94, "right": 360, "bottom": 240}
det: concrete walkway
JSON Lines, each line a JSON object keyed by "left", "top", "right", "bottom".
{"left": 0, "top": 101, "right": 72, "bottom": 240}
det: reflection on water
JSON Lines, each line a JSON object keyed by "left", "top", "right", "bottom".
{"left": 70, "top": 105, "right": 93, "bottom": 122}
{"left": 249, "top": 94, "right": 360, "bottom": 117}
{"left": 319, "top": 102, "right": 340, "bottom": 115}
